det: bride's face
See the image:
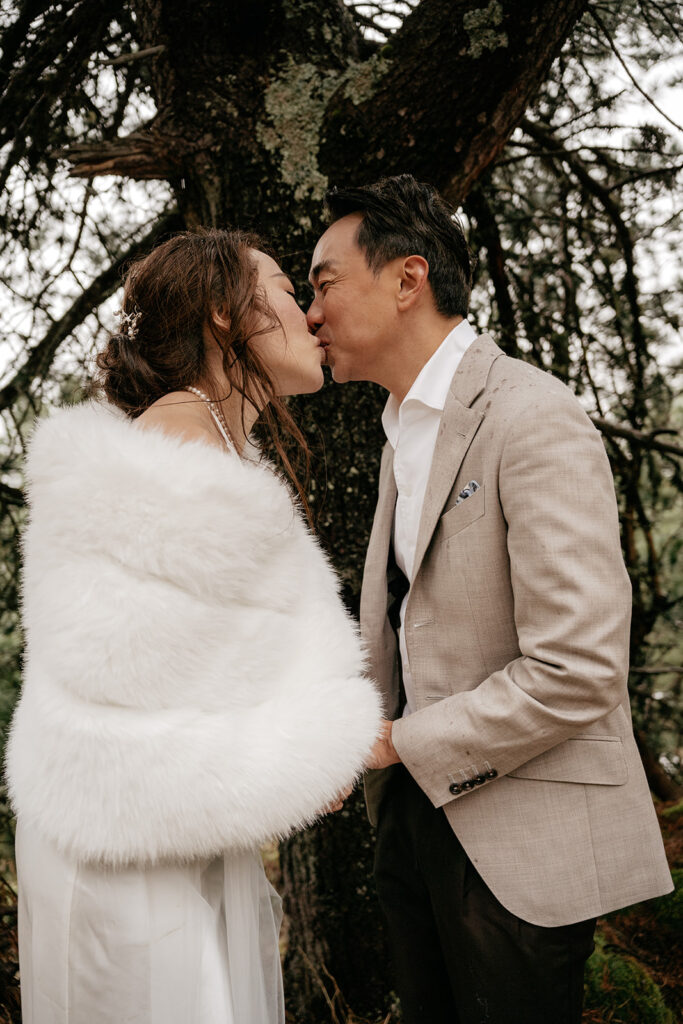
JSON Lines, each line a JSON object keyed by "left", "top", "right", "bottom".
{"left": 249, "top": 250, "right": 326, "bottom": 396}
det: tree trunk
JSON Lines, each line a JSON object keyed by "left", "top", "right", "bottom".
{"left": 635, "top": 730, "right": 683, "bottom": 803}
{"left": 60, "top": 2, "right": 591, "bottom": 1017}
{"left": 280, "top": 793, "right": 393, "bottom": 1023}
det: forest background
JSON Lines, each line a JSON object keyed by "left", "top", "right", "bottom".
{"left": 0, "top": 0, "right": 681, "bottom": 1021}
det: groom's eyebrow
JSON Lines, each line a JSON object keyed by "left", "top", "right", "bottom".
{"left": 309, "top": 259, "right": 337, "bottom": 285}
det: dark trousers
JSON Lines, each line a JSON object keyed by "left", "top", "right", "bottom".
{"left": 374, "top": 765, "right": 596, "bottom": 1024}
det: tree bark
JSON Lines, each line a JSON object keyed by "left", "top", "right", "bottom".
{"left": 466, "top": 182, "right": 518, "bottom": 356}
{"left": 279, "top": 794, "right": 394, "bottom": 1023}
{"left": 63, "top": 0, "right": 591, "bottom": 209}
{"left": 319, "top": 0, "right": 590, "bottom": 201}
{"left": 635, "top": 730, "right": 683, "bottom": 803}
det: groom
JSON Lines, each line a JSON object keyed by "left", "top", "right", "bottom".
{"left": 307, "top": 175, "right": 672, "bottom": 1024}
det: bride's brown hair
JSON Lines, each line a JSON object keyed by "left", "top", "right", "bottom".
{"left": 95, "top": 228, "right": 311, "bottom": 517}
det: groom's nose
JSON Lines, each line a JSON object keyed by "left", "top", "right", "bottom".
{"left": 306, "top": 296, "right": 324, "bottom": 334}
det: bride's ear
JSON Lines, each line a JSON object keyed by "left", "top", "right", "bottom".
{"left": 210, "top": 307, "right": 231, "bottom": 334}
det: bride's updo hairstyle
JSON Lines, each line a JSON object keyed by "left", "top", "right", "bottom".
{"left": 96, "top": 227, "right": 311, "bottom": 514}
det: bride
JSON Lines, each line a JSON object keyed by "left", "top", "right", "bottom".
{"left": 6, "top": 228, "right": 382, "bottom": 1024}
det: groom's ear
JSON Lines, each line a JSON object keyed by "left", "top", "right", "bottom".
{"left": 397, "top": 255, "right": 430, "bottom": 311}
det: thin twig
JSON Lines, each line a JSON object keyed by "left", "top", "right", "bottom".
{"left": 588, "top": 8, "right": 683, "bottom": 133}
{"left": 0, "top": 483, "right": 25, "bottom": 508}
{"left": 100, "top": 45, "right": 165, "bottom": 67}
{"left": 591, "top": 416, "right": 683, "bottom": 457}
{"left": 631, "top": 666, "right": 683, "bottom": 675}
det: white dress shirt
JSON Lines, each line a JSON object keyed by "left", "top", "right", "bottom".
{"left": 381, "top": 318, "right": 477, "bottom": 716}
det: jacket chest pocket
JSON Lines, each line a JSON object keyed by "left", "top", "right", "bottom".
{"left": 440, "top": 484, "right": 486, "bottom": 539}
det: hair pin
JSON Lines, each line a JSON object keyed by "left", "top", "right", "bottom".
{"left": 114, "top": 307, "right": 142, "bottom": 341}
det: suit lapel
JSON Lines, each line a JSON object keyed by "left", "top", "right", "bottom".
{"left": 360, "top": 441, "right": 397, "bottom": 633}
{"left": 411, "top": 334, "right": 503, "bottom": 582}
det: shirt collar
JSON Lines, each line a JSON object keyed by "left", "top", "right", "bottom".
{"left": 382, "top": 319, "right": 477, "bottom": 448}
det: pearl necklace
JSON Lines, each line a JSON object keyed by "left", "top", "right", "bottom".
{"left": 184, "top": 386, "right": 233, "bottom": 449}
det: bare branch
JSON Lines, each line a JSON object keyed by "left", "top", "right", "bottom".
{"left": 465, "top": 184, "right": 518, "bottom": 357}
{"left": 588, "top": 7, "right": 683, "bottom": 133}
{"left": 0, "top": 1, "right": 118, "bottom": 148}
{"left": 101, "top": 45, "right": 166, "bottom": 66}
{"left": 59, "top": 124, "right": 177, "bottom": 180}
{"left": 0, "top": 210, "right": 182, "bottom": 410}
{"left": 521, "top": 116, "right": 649, "bottom": 424}
{"left": 0, "top": 481, "right": 25, "bottom": 508}
{"left": 631, "top": 666, "right": 683, "bottom": 675}
{"left": 606, "top": 161, "right": 683, "bottom": 192}
{"left": 591, "top": 416, "right": 683, "bottom": 457}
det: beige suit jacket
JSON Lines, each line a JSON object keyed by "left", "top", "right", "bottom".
{"left": 361, "top": 334, "right": 672, "bottom": 927}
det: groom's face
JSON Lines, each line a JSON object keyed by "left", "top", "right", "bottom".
{"left": 307, "top": 214, "right": 399, "bottom": 384}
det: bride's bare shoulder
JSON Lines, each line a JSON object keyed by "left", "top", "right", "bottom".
{"left": 135, "top": 392, "right": 222, "bottom": 449}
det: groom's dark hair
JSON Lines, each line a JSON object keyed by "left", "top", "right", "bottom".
{"left": 323, "top": 174, "right": 474, "bottom": 318}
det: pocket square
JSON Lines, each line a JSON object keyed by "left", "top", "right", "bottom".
{"left": 454, "top": 480, "right": 480, "bottom": 506}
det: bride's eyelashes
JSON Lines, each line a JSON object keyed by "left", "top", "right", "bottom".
{"left": 286, "top": 289, "right": 309, "bottom": 312}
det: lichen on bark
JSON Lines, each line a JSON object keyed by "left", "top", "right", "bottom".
{"left": 463, "top": 1, "right": 508, "bottom": 59}
{"left": 257, "top": 58, "right": 341, "bottom": 201}
{"left": 342, "top": 53, "right": 390, "bottom": 106}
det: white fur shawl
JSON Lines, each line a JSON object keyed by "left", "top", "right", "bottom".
{"left": 6, "top": 402, "right": 382, "bottom": 866}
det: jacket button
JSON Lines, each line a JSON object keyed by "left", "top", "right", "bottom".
{"left": 449, "top": 782, "right": 461, "bottom": 795}
{"left": 461, "top": 780, "right": 474, "bottom": 790}
{"left": 485, "top": 769, "right": 498, "bottom": 780}
{"left": 474, "top": 775, "right": 486, "bottom": 785}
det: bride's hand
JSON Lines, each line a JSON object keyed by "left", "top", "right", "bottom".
{"left": 365, "top": 719, "right": 401, "bottom": 770}
{"left": 322, "top": 784, "right": 354, "bottom": 814}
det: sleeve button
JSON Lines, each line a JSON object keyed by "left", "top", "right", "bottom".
{"left": 449, "top": 782, "right": 461, "bottom": 795}
{"left": 485, "top": 769, "right": 498, "bottom": 780}
{"left": 474, "top": 775, "right": 486, "bottom": 785}
{"left": 461, "top": 780, "right": 474, "bottom": 791}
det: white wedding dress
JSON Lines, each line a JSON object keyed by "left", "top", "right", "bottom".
{"left": 16, "top": 403, "right": 285, "bottom": 1024}
{"left": 16, "top": 819, "right": 285, "bottom": 1024}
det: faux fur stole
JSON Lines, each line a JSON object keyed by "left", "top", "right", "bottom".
{"left": 6, "top": 401, "right": 381, "bottom": 866}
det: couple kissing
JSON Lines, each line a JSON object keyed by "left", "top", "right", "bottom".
{"left": 7, "top": 174, "right": 672, "bottom": 1024}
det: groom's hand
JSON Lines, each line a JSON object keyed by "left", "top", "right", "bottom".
{"left": 365, "top": 719, "right": 401, "bottom": 770}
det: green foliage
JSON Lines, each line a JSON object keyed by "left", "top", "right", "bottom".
{"left": 650, "top": 868, "right": 683, "bottom": 934}
{"left": 584, "top": 935, "right": 675, "bottom": 1024}
{"left": 661, "top": 799, "right": 683, "bottom": 821}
